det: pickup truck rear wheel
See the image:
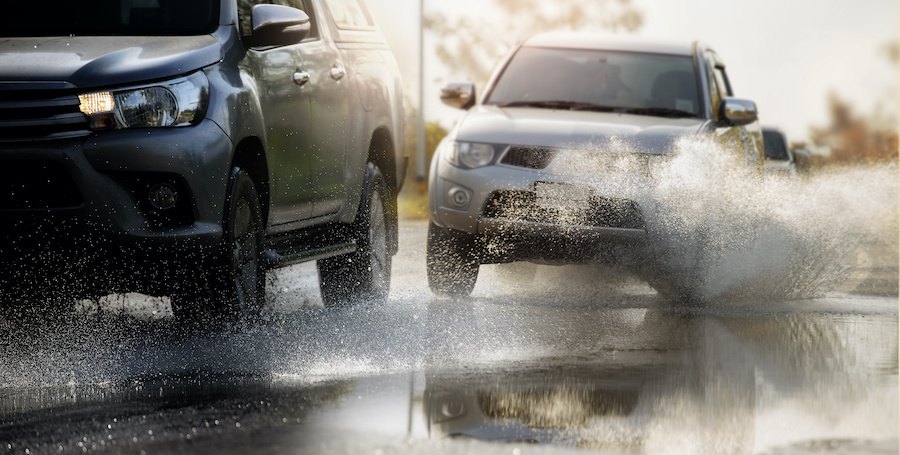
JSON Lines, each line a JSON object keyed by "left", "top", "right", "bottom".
{"left": 317, "top": 164, "right": 392, "bottom": 308}
{"left": 426, "top": 221, "right": 480, "bottom": 298}
{"left": 171, "top": 169, "right": 265, "bottom": 324}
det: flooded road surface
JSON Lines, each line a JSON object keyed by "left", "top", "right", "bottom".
{"left": 0, "top": 222, "right": 897, "bottom": 454}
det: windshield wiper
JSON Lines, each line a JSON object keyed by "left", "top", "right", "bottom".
{"left": 614, "top": 107, "right": 698, "bottom": 118}
{"left": 495, "top": 100, "right": 619, "bottom": 112}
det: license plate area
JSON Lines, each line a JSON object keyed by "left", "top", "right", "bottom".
{"left": 534, "top": 182, "right": 592, "bottom": 212}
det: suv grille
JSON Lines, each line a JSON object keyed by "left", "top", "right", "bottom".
{"left": 482, "top": 190, "right": 644, "bottom": 230}
{"left": 0, "top": 160, "right": 83, "bottom": 210}
{"left": 0, "top": 87, "right": 91, "bottom": 142}
{"left": 500, "top": 146, "right": 557, "bottom": 169}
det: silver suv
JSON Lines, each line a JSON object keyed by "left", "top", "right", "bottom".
{"left": 427, "top": 33, "right": 763, "bottom": 297}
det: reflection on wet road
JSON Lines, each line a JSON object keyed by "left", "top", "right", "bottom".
{"left": 0, "top": 222, "right": 897, "bottom": 454}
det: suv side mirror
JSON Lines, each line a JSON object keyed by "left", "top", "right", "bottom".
{"left": 441, "top": 82, "right": 476, "bottom": 110}
{"left": 721, "top": 98, "right": 758, "bottom": 126}
{"left": 248, "top": 4, "right": 311, "bottom": 48}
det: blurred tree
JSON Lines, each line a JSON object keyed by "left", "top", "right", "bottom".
{"left": 398, "top": 113, "right": 447, "bottom": 218}
{"left": 884, "top": 41, "right": 898, "bottom": 65}
{"left": 808, "top": 41, "right": 898, "bottom": 167}
{"left": 426, "top": 0, "right": 643, "bottom": 86}
{"left": 402, "top": 107, "right": 448, "bottom": 190}
{"left": 809, "top": 93, "right": 898, "bottom": 166}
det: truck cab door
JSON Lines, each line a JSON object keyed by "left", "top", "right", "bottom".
{"left": 239, "top": 1, "right": 318, "bottom": 227}
{"left": 296, "top": 0, "right": 351, "bottom": 218}
{"left": 298, "top": 44, "right": 350, "bottom": 217}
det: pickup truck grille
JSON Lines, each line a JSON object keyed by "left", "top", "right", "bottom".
{"left": 482, "top": 190, "right": 644, "bottom": 230}
{"left": 500, "top": 146, "right": 557, "bottom": 169}
{"left": 0, "top": 88, "right": 91, "bottom": 142}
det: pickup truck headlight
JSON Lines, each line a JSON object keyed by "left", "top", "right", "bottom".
{"left": 78, "top": 72, "right": 209, "bottom": 130}
{"left": 443, "top": 140, "right": 496, "bottom": 169}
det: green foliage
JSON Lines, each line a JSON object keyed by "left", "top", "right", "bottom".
{"left": 402, "top": 109, "right": 448, "bottom": 187}
{"left": 399, "top": 116, "right": 446, "bottom": 218}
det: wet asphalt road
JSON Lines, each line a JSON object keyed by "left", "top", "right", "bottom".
{"left": 0, "top": 221, "right": 897, "bottom": 454}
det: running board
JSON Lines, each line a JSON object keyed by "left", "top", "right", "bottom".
{"left": 262, "top": 242, "right": 356, "bottom": 269}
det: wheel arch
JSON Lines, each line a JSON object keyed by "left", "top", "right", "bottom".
{"left": 229, "top": 136, "right": 270, "bottom": 227}
{"left": 366, "top": 127, "right": 399, "bottom": 255}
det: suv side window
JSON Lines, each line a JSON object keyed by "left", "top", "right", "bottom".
{"left": 237, "top": 0, "right": 319, "bottom": 41}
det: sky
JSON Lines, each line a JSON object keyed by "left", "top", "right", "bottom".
{"left": 367, "top": 0, "right": 898, "bottom": 143}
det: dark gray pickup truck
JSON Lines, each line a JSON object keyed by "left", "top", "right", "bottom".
{"left": 0, "top": 0, "right": 406, "bottom": 321}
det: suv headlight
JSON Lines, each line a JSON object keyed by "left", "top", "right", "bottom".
{"left": 442, "top": 140, "right": 497, "bottom": 169}
{"left": 78, "top": 72, "right": 209, "bottom": 130}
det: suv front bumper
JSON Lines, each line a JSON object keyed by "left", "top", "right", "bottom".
{"left": 429, "top": 158, "right": 648, "bottom": 264}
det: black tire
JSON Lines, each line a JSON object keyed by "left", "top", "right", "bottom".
{"left": 426, "top": 221, "right": 480, "bottom": 298}
{"left": 317, "top": 164, "right": 392, "bottom": 308}
{"left": 171, "top": 169, "right": 265, "bottom": 324}
{"left": 641, "top": 244, "right": 709, "bottom": 306}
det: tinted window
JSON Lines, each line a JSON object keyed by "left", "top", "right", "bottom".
{"left": 324, "top": 0, "right": 374, "bottom": 30}
{"left": 763, "top": 130, "right": 790, "bottom": 160}
{"left": 1, "top": 1, "right": 219, "bottom": 37}
{"left": 486, "top": 47, "right": 701, "bottom": 115}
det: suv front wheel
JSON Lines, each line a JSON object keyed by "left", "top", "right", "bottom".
{"left": 426, "top": 221, "right": 480, "bottom": 298}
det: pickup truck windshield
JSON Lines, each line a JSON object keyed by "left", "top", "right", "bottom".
{"left": 1, "top": 1, "right": 219, "bottom": 37}
{"left": 486, "top": 47, "right": 702, "bottom": 117}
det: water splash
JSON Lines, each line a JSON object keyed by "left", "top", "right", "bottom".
{"left": 552, "top": 136, "right": 898, "bottom": 302}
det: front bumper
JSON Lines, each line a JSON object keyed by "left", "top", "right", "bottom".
{"left": 0, "top": 120, "right": 234, "bottom": 294}
{"left": 0, "top": 119, "right": 233, "bottom": 243}
{"left": 429, "top": 158, "right": 648, "bottom": 263}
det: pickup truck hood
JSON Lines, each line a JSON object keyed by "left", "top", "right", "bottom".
{"left": 0, "top": 35, "right": 222, "bottom": 90}
{"left": 456, "top": 105, "right": 709, "bottom": 155}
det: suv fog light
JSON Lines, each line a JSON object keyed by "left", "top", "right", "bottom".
{"left": 448, "top": 187, "right": 472, "bottom": 209}
{"left": 148, "top": 183, "right": 179, "bottom": 210}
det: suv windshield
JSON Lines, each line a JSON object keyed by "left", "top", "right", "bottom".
{"left": 1, "top": 1, "right": 219, "bottom": 37}
{"left": 486, "top": 47, "right": 701, "bottom": 117}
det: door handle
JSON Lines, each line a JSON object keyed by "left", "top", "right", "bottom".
{"left": 330, "top": 66, "right": 346, "bottom": 81}
{"left": 293, "top": 71, "right": 311, "bottom": 86}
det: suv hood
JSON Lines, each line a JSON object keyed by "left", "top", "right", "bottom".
{"left": 455, "top": 105, "right": 709, "bottom": 155}
{"left": 0, "top": 35, "right": 222, "bottom": 90}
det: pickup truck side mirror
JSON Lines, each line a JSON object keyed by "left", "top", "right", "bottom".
{"left": 721, "top": 97, "right": 758, "bottom": 127}
{"left": 441, "top": 82, "right": 476, "bottom": 110}
{"left": 248, "top": 4, "right": 311, "bottom": 48}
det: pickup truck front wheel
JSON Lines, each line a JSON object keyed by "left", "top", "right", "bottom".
{"left": 171, "top": 169, "right": 265, "bottom": 324}
{"left": 426, "top": 221, "right": 480, "bottom": 298}
{"left": 317, "top": 164, "right": 392, "bottom": 308}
